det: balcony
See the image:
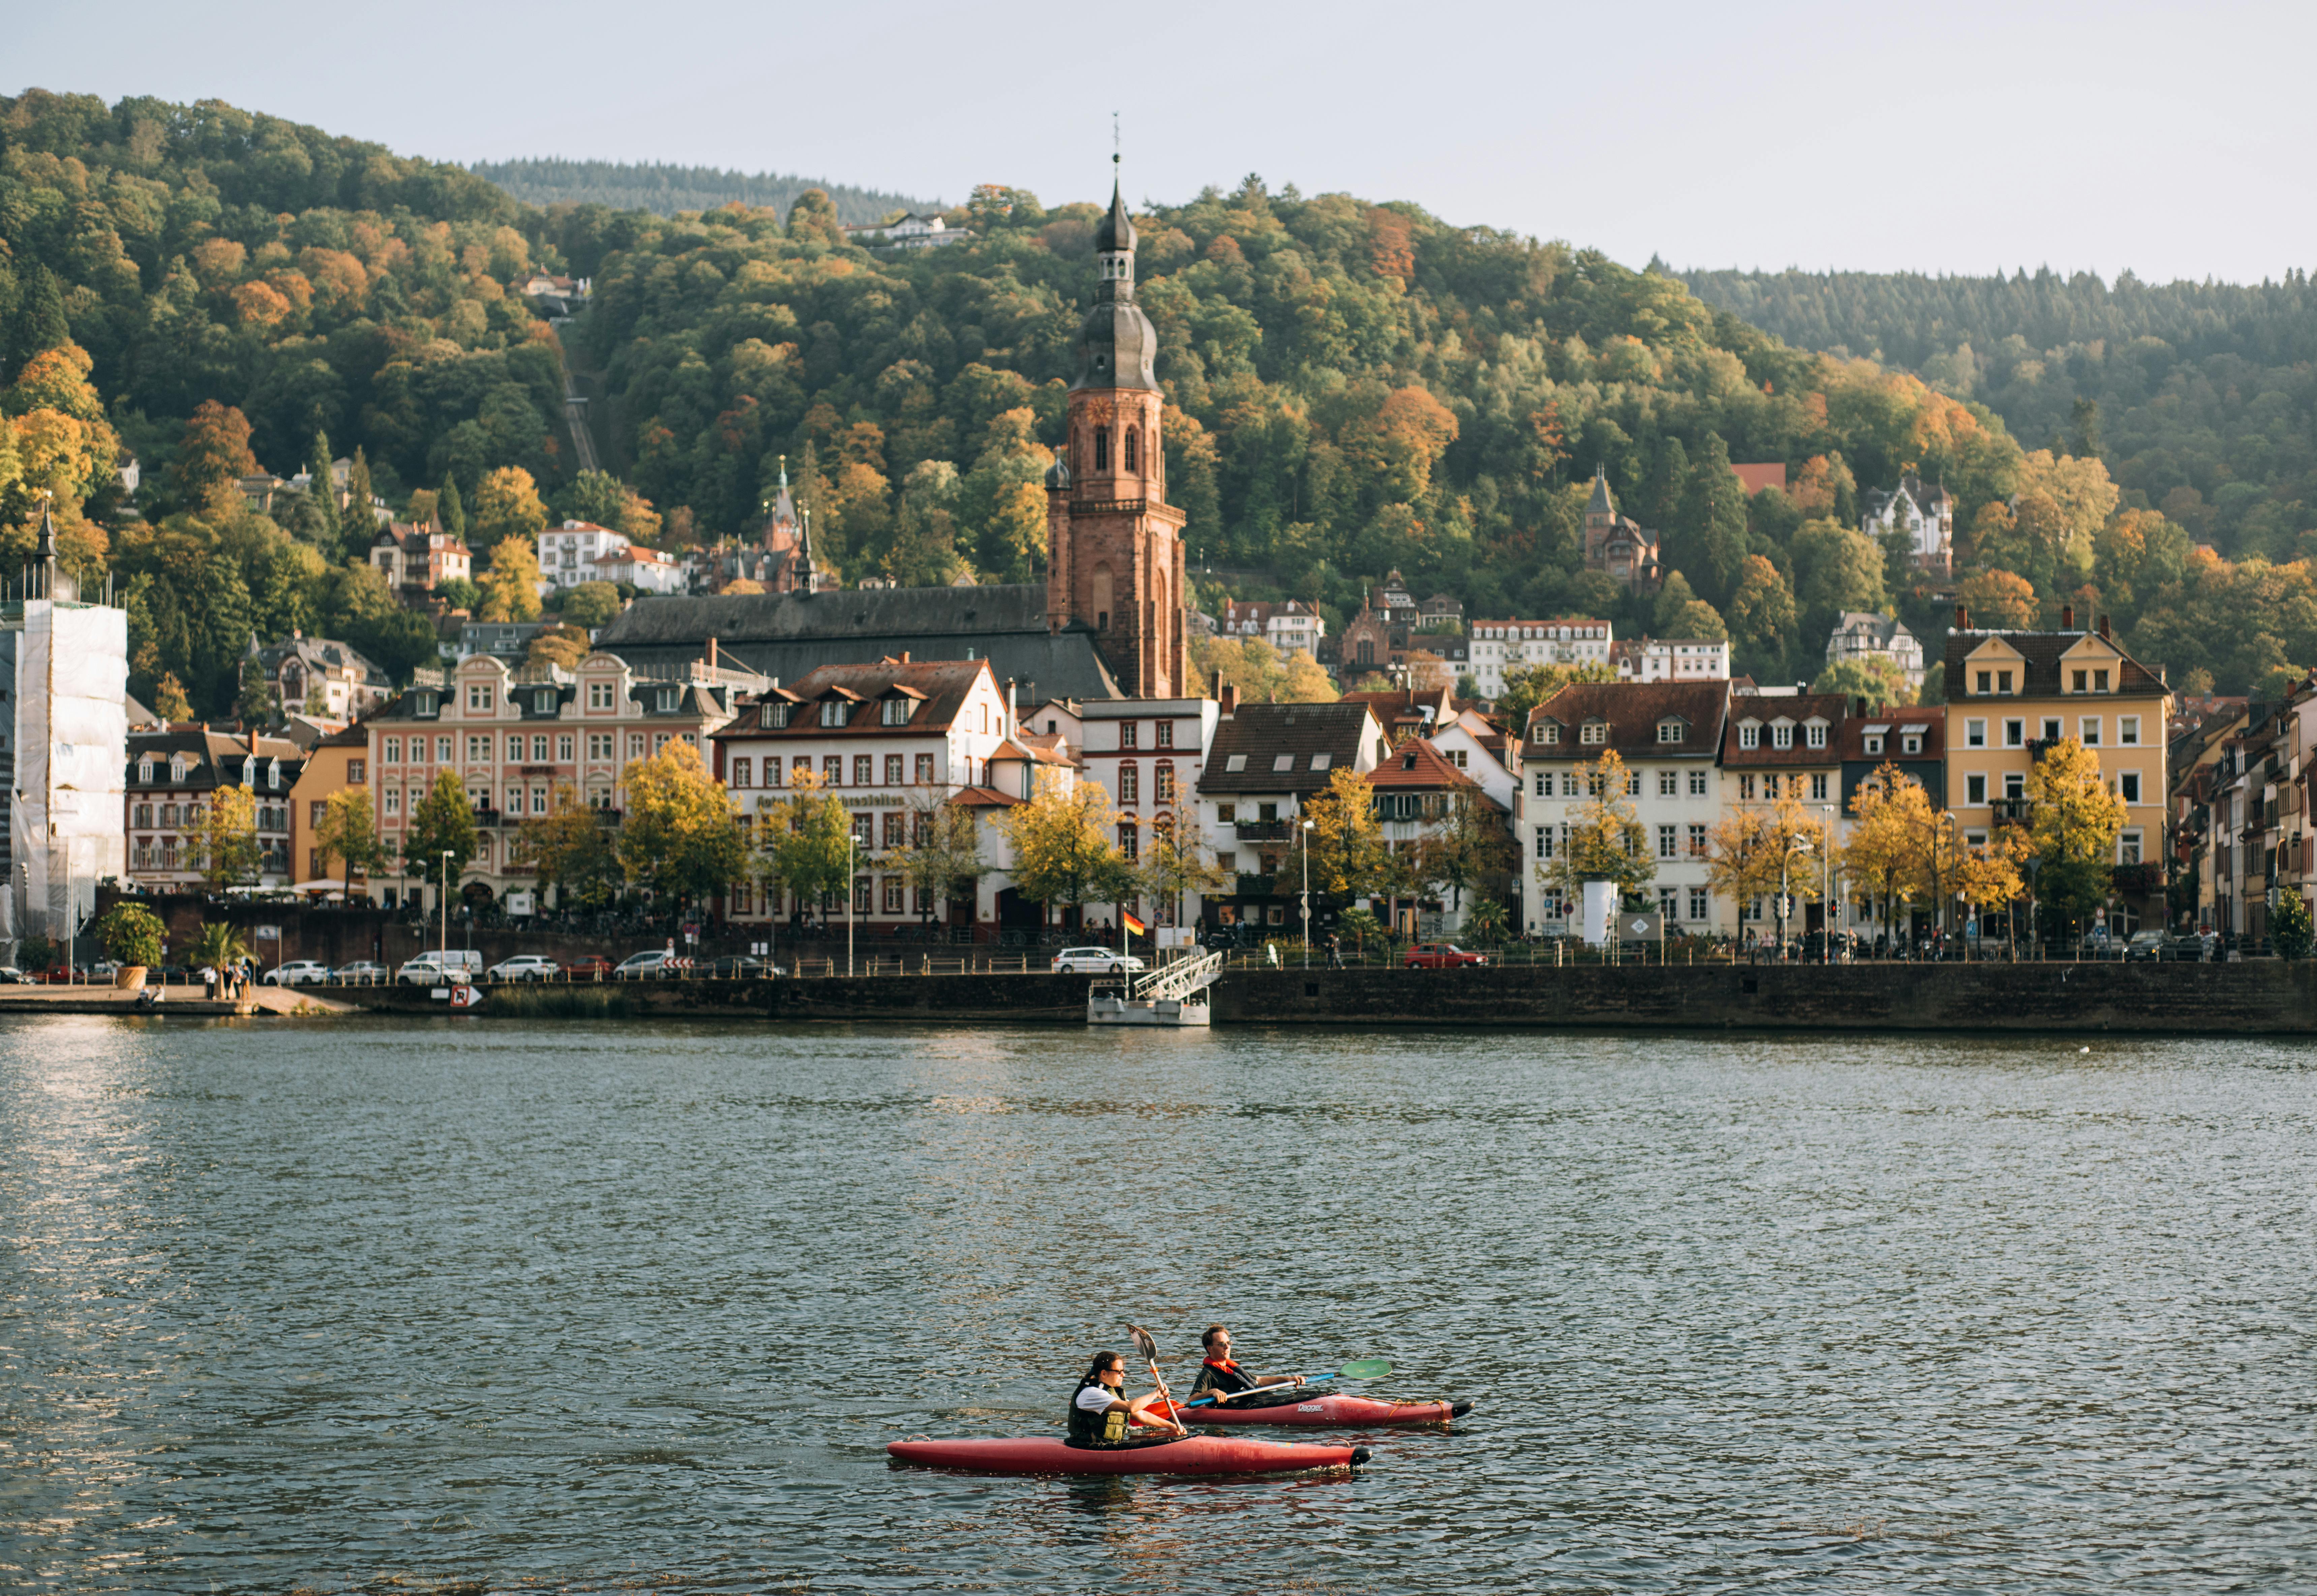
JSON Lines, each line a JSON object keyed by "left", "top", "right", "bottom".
{"left": 1989, "top": 798, "right": 2032, "bottom": 823}
{"left": 1234, "top": 820, "right": 1294, "bottom": 842}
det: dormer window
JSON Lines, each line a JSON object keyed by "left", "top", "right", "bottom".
{"left": 1805, "top": 722, "right": 1828, "bottom": 749}
{"left": 1771, "top": 723, "right": 1794, "bottom": 749}
{"left": 468, "top": 684, "right": 493, "bottom": 711}
{"left": 1580, "top": 720, "right": 1607, "bottom": 746}
{"left": 766, "top": 703, "right": 792, "bottom": 729}
{"left": 1656, "top": 719, "right": 1684, "bottom": 744}
{"left": 1902, "top": 734, "right": 1922, "bottom": 755}
{"left": 535, "top": 689, "right": 556, "bottom": 714}
{"left": 656, "top": 687, "right": 679, "bottom": 712}
{"left": 138, "top": 759, "right": 153, "bottom": 784}
{"left": 267, "top": 758, "right": 281, "bottom": 791}
{"left": 1535, "top": 723, "right": 1559, "bottom": 745}
{"left": 881, "top": 698, "right": 916, "bottom": 726}
{"left": 242, "top": 757, "right": 255, "bottom": 787}
{"left": 1739, "top": 722, "right": 1760, "bottom": 750}
{"left": 820, "top": 701, "right": 850, "bottom": 728}
{"left": 1864, "top": 734, "right": 1885, "bottom": 756}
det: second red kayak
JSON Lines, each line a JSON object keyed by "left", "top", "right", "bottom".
{"left": 1159, "top": 1393, "right": 1472, "bottom": 1427}
{"left": 887, "top": 1435, "right": 1368, "bottom": 1476}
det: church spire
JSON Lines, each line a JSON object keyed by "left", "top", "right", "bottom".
{"left": 1071, "top": 155, "right": 1157, "bottom": 393}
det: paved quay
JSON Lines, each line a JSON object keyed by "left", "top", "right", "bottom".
{"left": 0, "top": 984, "right": 358, "bottom": 1017}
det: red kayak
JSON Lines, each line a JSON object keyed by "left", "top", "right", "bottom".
{"left": 1159, "top": 1393, "right": 1472, "bottom": 1428}
{"left": 886, "top": 1435, "right": 1369, "bottom": 1476}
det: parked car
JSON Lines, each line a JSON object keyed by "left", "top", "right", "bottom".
{"left": 263, "top": 960, "right": 334, "bottom": 986}
{"left": 485, "top": 955, "right": 561, "bottom": 982}
{"left": 89, "top": 960, "right": 120, "bottom": 981}
{"left": 332, "top": 961, "right": 390, "bottom": 982}
{"left": 1404, "top": 942, "right": 1487, "bottom": 969}
{"left": 397, "top": 951, "right": 484, "bottom": 986}
{"left": 2123, "top": 930, "right": 2167, "bottom": 963}
{"left": 565, "top": 955, "right": 616, "bottom": 979}
{"left": 613, "top": 950, "right": 677, "bottom": 980}
{"left": 39, "top": 964, "right": 88, "bottom": 983}
{"left": 708, "top": 955, "right": 768, "bottom": 978}
{"left": 0, "top": 965, "right": 31, "bottom": 984}
{"left": 1051, "top": 947, "right": 1146, "bottom": 974}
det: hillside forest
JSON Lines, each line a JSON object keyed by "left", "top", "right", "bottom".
{"left": 468, "top": 160, "right": 931, "bottom": 225}
{"left": 1, "top": 86, "right": 2312, "bottom": 721}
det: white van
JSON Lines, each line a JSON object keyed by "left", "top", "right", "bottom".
{"left": 397, "top": 950, "right": 485, "bottom": 985}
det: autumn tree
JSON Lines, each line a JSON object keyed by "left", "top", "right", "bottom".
{"left": 312, "top": 788, "right": 392, "bottom": 884}
{"left": 894, "top": 794, "right": 985, "bottom": 923}
{"left": 526, "top": 622, "right": 589, "bottom": 669}
{"left": 2026, "top": 738, "right": 2126, "bottom": 939}
{"left": 1138, "top": 817, "right": 1231, "bottom": 927}
{"left": 1539, "top": 749, "right": 1655, "bottom": 905}
{"left": 618, "top": 740, "right": 747, "bottom": 907}
{"left": 517, "top": 782, "right": 623, "bottom": 909}
{"left": 185, "top": 785, "right": 261, "bottom": 891}
{"left": 403, "top": 769, "right": 480, "bottom": 902}
{"left": 1706, "top": 791, "right": 1834, "bottom": 944}
{"left": 153, "top": 672, "right": 194, "bottom": 721}
{"left": 760, "top": 767, "right": 853, "bottom": 920}
{"left": 478, "top": 535, "right": 544, "bottom": 622}
{"left": 1844, "top": 765, "right": 1929, "bottom": 948}
{"left": 559, "top": 581, "right": 623, "bottom": 629}
{"left": 1958, "top": 568, "right": 2038, "bottom": 630}
{"left": 1191, "top": 635, "right": 1336, "bottom": 703}
{"left": 1300, "top": 766, "right": 1390, "bottom": 901}
{"left": 473, "top": 466, "right": 550, "bottom": 546}
{"left": 997, "top": 781, "right": 1135, "bottom": 928}
{"left": 1415, "top": 787, "right": 1515, "bottom": 914}
{"left": 170, "top": 401, "right": 260, "bottom": 506}
{"left": 1811, "top": 656, "right": 1915, "bottom": 708}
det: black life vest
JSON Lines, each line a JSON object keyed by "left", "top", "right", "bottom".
{"left": 1067, "top": 1377, "right": 1130, "bottom": 1445}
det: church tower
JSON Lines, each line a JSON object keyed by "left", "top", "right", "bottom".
{"left": 1045, "top": 162, "right": 1187, "bottom": 698}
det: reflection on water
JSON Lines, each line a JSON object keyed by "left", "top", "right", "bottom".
{"left": 2, "top": 1017, "right": 2315, "bottom": 1591}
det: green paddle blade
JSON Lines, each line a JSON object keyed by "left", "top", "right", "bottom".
{"left": 1337, "top": 1359, "right": 1392, "bottom": 1380}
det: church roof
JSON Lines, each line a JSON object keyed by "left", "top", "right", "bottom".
{"left": 593, "top": 583, "right": 1125, "bottom": 701}
{"left": 1094, "top": 176, "right": 1136, "bottom": 255}
{"left": 1587, "top": 465, "right": 1615, "bottom": 515}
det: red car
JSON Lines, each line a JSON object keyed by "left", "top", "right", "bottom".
{"left": 40, "top": 964, "right": 89, "bottom": 984}
{"left": 1403, "top": 942, "right": 1487, "bottom": 969}
{"left": 565, "top": 955, "right": 616, "bottom": 979}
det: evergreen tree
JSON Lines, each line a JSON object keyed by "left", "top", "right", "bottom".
{"left": 7, "top": 267, "right": 69, "bottom": 378}
{"left": 343, "top": 448, "right": 376, "bottom": 536}
{"left": 436, "top": 473, "right": 466, "bottom": 537}
{"left": 306, "top": 429, "right": 339, "bottom": 551}
{"left": 1681, "top": 433, "right": 1750, "bottom": 606}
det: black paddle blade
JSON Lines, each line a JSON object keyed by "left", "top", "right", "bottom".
{"left": 1126, "top": 1324, "right": 1159, "bottom": 1362}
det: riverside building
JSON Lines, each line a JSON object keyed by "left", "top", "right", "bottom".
{"left": 363, "top": 651, "right": 760, "bottom": 912}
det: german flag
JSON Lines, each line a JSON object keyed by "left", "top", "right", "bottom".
{"left": 1122, "top": 911, "right": 1148, "bottom": 935}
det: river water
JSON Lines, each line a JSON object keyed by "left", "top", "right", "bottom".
{"left": 2, "top": 1016, "right": 2313, "bottom": 1593}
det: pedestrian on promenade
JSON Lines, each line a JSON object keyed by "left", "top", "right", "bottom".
{"left": 202, "top": 964, "right": 216, "bottom": 1001}
{"left": 1326, "top": 932, "right": 1344, "bottom": 970}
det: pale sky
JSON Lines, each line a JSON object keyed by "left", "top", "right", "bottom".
{"left": 13, "top": 0, "right": 2309, "bottom": 284}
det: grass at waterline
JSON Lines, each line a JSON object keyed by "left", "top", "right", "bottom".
{"left": 483, "top": 986, "right": 637, "bottom": 1020}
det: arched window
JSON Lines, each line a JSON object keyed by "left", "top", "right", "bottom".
{"left": 1093, "top": 427, "right": 1110, "bottom": 472}
{"left": 1092, "top": 563, "right": 1114, "bottom": 631}
{"left": 1124, "top": 426, "right": 1138, "bottom": 472}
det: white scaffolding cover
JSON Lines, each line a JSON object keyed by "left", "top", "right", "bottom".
{"left": 10, "top": 602, "right": 128, "bottom": 943}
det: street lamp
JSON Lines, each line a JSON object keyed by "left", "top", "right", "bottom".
{"left": 1300, "top": 819, "right": 1314, "bottom": 969}
{"left": 1779, "top": 836, "right": 1811, "bottom": 960}
{"left": 1820, "top": 803, "right": 1836, "bottom": 963}
{"left": 846, "top": 824, "right": 856, "bottom": 978}
{"left": 440, "top": 850, "right": 453, "bottom": 962}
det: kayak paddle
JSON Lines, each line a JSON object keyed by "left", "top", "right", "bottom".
{"left": 1180, "top": 1358, "right": 1393, "bottom": 1409}
{"left": 1126, "top": 1324, "right": 1190, "bottom": 1435}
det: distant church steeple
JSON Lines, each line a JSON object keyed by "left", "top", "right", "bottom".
{"left": 1046, "top": 151, "right": 1185, "bottom": 697}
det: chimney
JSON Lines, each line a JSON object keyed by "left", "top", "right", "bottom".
{"left": 707, "top": 636, "right": 719, "bottom": 670}
{"left": 1218, "top": 683, "right": 1238, "bottom": 717}
{"left": 1955, "top": 604, "right": 1969, "bottom": 630}
{"left": 2062, "top": 604, "right": 2075, "bottom": 631}
{"left": 2098, "top": 614, "right": 2111, "bottom": 638}
{"left": 1855, "top": 695, "right": 1869, "bottom": 717}
{"left": 901, "top": 650, "right": 910, "bottom": 663}
{"left": 1007, "top": 677, "right": 1018, "bottom": 733}
{"left": 251, "top": 726, "right": 261, "bottom": 755}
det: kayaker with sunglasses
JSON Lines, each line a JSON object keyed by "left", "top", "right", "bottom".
{"left": 1067, "top": 1350, "right": 1187, "bottom": 1446}
{"left": 1189, "top": 1325, "right": 1306, "bottom": 1405}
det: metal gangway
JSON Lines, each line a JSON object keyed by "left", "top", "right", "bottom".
{"left": 1135, "top": 950, "right": 1222, "bottom": 1004}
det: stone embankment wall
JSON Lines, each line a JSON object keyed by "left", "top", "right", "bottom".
{"left": 332, "top": 963, "right": 2317, "bottom": 1034}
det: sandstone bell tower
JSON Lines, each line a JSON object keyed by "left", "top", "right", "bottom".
{"left": 1045, "top": 161, "right": 1187, "bottom": 698}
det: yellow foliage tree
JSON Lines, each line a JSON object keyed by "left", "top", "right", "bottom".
{"left": 471, "top": 465, "right": 549, "bottom": 545}
{"left": 478, "top": 535, "right": 543, "bottom": 622}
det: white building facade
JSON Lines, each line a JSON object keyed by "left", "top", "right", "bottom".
{"left": 1469, "top": 618, "right": 1613, "bottom": 696}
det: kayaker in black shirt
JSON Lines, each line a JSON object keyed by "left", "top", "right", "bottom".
{"left": 1067, "top": 1350, "right": 1186, "bottom": 1445}
{"left": 1189, "top": 1325, "right": 1305, "bottom": 1404}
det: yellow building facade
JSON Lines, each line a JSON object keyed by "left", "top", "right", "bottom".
{"left": 1942, "top": 613, "right": 2171, "bottom": 927}
{"left": 289, "top": 724, "right": 373, "bottom": 891}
